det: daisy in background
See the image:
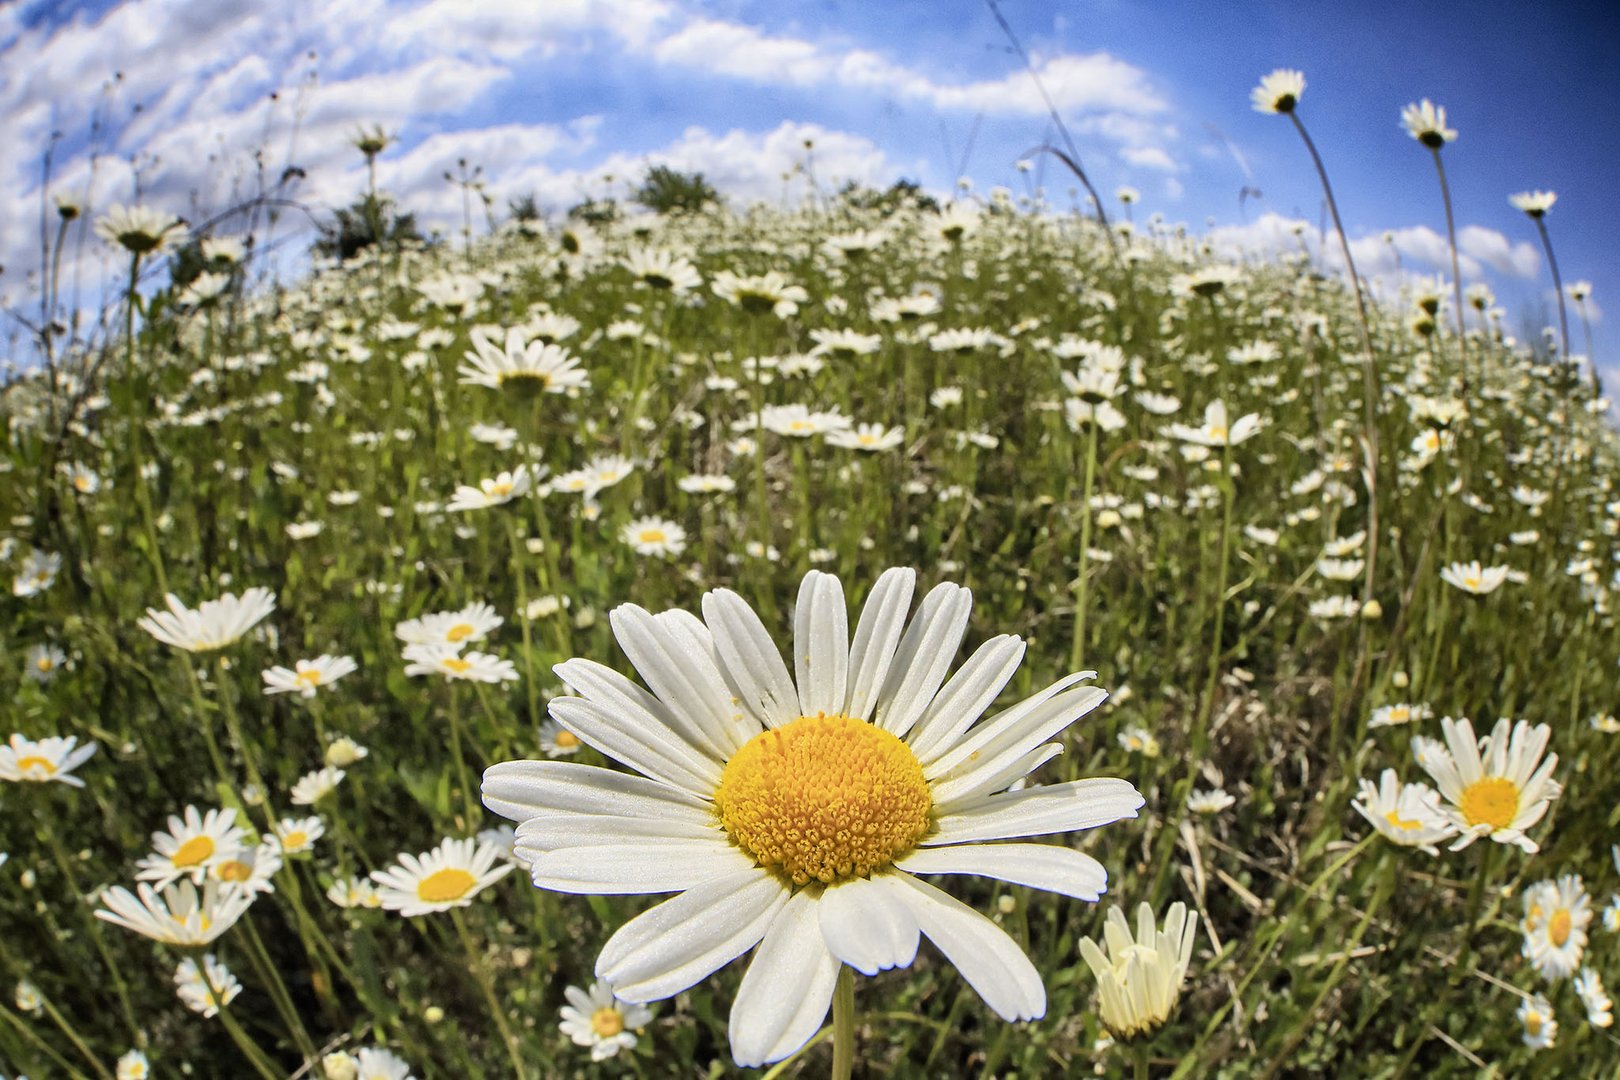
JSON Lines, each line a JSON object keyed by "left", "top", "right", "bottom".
{"left": 1117, "top": 725, "right": 1161, "bottom": 758}
{"left": 1251, "top": 68, "right": 1305, "bottom": 113}
{"left": 96, "top": 879, "right": 254, "bottom": 945}
{"left": 138, "top": 587, "right": 276, "bottom": 652}
{"left": 291, "top": 766, "right": 347, "bottom": 806}
{"left": 262, "top": 654, "right": 358, "bottom": 698}
{"left": 208, "top": 844, "right": 281, "bottom": 896}
{"left": 1187, "top": 788, "right": 1235, "bottom": 815}
{"left": 1521, "top": 876, "right": 1591, "bottom": 980}
{"left": 1078, "top": 902, "right": 1197, "bottom": 1039}
{"left": 539, "top": 720, "right": 583, "bottom": 758}
{"left": 1351, "top": 770, "right": 1456, "bottom": 855}
{"left": 1518, "top": 994, "right": 1556, "bottom": 1050}
{"left": 1400, "top": 98, "right": 1457, "bottom": 147}
{"left": 711, "top": 269, "right": 809, "bottom": 319}
{"left": 459, "top": 327, "right": 590, "bottom": 395}
{"left": 174, "top": 954, "right": 240, "bottom": 1018}
{"left": 327, "top": 875, "right": 384, "bottom": 910}
{"left": 827, "top": 423, "right": 906, "bottom": 452}
{"left": 483, "top": 567, "right": 1143, "bottom": 1067}
{"left": 1509, "top": 190, "right": 1557, "bottom": 218}
{"left": 273, "top": 816, "right": 325, "bottom": 856}
{"left": 1167, "top": 401, "right": 1262, "bottom": 447}
{"left": 22, "top": 639, "right": 66, "bottom": 680}
{"left": 447, "top": 465, "right": 533, "bottom": 512}
{"left": 370, "top": 837, "right": 514, "bottom": 916}
{"left": 1575, "top": 969, "right": 1613, "bottom": 1028}
{"left": 354, "top": 1046, "right": 417, "bottom": 1080}
{"left": 620, "top": 517, "right": 687, "bottom": 558}
{"left": 402, "top": 643, "right": 520, "bottom": 683}
{"left": 136, "top": 806, "right": 248, "bottom": 887}
{"left": 396, "top": 601, "right": 504, "bottom": 649}
{"left": 116, "top": 1049, "right": 150, "bottom": 1079}
{"left": 1415, "top": 718, "right": 1560, "bottom": 853}
{"left": 1369, "top": 702, "right": 1433, "bottom": 729}
{"left": 12, "top": 548, "right": 62, "bottom": 597}
{"left": 1439, "top": 561, "right": 1510, "bottom": 595}
{"left": 95, "top": 203, "right": 187, "bottom": 255}
{"left": 325, "top": 737, "right": 370, "bottom": 768}
{"left": 559, "top": 980, "right": 654, "bottom": 1062}
{"left": 0, "top": 733, "right": 97, "bottom": 786}
{"left": 623, "top": 247, "right": 703, "bottom": 293}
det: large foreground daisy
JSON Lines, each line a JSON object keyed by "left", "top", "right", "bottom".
{"left": 483, "top": 568, "right": 1143, "bottom": 1066}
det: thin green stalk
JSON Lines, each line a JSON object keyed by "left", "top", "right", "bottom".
{"left": 37, "top": 814, "right": 141, "bottom": 1044}
{"left": 0, "top": 1000, "right": 92, "bottom": 1080}
{"left": 1070, "top": 418, "right": 1100, "bottom": 672}
{"left": 447, "top": 684, "right": 480, "bottom": 828}
{"left": 1531, "top": 216, "right": 1572, "bottom": 368}
{"left": 37, "top": 994, "right": 113, "bottom": 1080}
{"left": 240, "top": 913, "right": 321, "bottom": 1062}
{"left": 505, "top": 517, "right": 540, "bottom": 735}
{"left": 831, "top": 964, "right": 855, "bottom": 1080}
{"left": 1428, "top": 147, "right": 1470, "bottom": 388}
{"left": 452, "top": 908, "right": 527, "bottom": 1079}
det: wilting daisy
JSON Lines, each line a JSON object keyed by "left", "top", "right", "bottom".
{"left": 138, "top": 588, "right": 276, "bottom": 652}
{"left": 446, "top": 466, "right": 532, "bottom": 512}
{"left": 459, "top": 328, "right": 590, "bottom": 395}
{"left": 262, "top": 654, "right": 358, "bottom": 698}
{"left": 1351, "top": 770, "right": 1456, "bottom": 855}
{"left": 1576, "top": 969, "right": 1613, "bottom": 1028}
{"left": 560, "top": 980, "right": 654, "bottom": 1061}
{"left": 1521, "top": 875, "right": 1591, "bottom": 980}
{"left": 620, "top": 517, "right": 687, "bottom": 558}
{"left": 1518, "top": 994, "right": 1556, "bottom": 1050}
{"left": 136, "top": 806, "right": 248, "bottom": 887}
{"left": 483, "top": 567, "right": 1143, "bottom": 1067}
{"left": 96, "top": 879, "right": 254, "bottom": 945}
{"left": 1078, "top": 902, "right": 1198, "bottom": 1039}
{"left": 1251, "top": 69, "right": 1305, "bottom": 114}
{"left": 174, "top": 953, "right": 240, "bottom": 1018}
{"left": 370, "top": 837, "right": 514, "bottom": 916}
{"left": 396, "top": 602, "right": 504, "bottom": 649}
{"left": 1439, "top": 561, "right": 1510, "bottom": 595}
{"left": 402, "top": 644, "right": 520, "bottom": 683}
{"left": 291, "top": 766, "right": 347, "bottom": 805}
{"left": 0, "top": 733, "right": 98, "bottom": 786}
{"left": 1415, "top": 718, "right": 1560, "bottom": 853}
{"left": 1167, "top": 401, "right": 1261, "bottom": 447}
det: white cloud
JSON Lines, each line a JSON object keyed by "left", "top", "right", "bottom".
{"left": 1458, "top": 225, "right": 1539, "bottom": 279}
{"left": 1121, "top": 146, "right": 1176, "bottom": 172}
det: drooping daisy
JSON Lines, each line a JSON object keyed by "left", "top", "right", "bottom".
{"left": 1078, "top": 901, "right": 1198, "bottom": 1039}
{"left": 0, "top": 733, "right": 97, "bottom": 786}
{"left": 1439, "top": 561, "right": 1510, "bottom": 595}
{"left": 262, "top": 654, "right": 358, "bottom": 698}
{"left": 1415, "top": 718, "right": 1560, "bottom": 853}
{"left": 459, "top": 328, "right": 590, "bottom": 395}
{"left": 446, "top": 466, "right": 533, "bottom": 512}
{"left": 559, "top": 980, "right": 654, "bottom": 1062}
{"left": 482, "top": 567, "right": 1143, "bottom": 1067}
{"left": 620, "top": 517, "right": 687, "bottom": 558}
{"left": 1518, "top": 994, "right": 1557, "bottom": 1050}
{"left": 1251, "top": 69, "right": 1305, "bottom": 114}
{"left": 273, "top": 816, "right": 326, "bottom": 855}
{"left": 96, "top": 879, "right": 254, "bottom": 945}
{"left": 370, "top": 837, "right": 514, "bottom": 917}
{"left": 138, "top": 588, "right": 276, "bottom": 652}
{"left": 137, "top": 806, "right": 249, "bottom": 887}
{"left": 1351, "top": 769, "right": 1456, "bottom": 855}
{"left": 1521, "top": 875, "right": 1591, "bottom": 980}
{"left": 396, "top": 602, "right": 504, "bottom": 649}
{"left": 175, "top": 953, "right": 240, "bottom": 1018}
{"left": 290, "top": 766, "right": 347, "bottom": 806}
{"left": 402, "top": 644, "right": 520, "bottom": 683}
{"left": 1575, "top": 969, "right": 1613, "bottom": 1028}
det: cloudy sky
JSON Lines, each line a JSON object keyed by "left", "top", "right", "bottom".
{"left": 2, "top": 0, "right": 1615, "bottom": 367}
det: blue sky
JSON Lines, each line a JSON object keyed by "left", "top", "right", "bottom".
{"left": 2, "top": 0, "right": 1613, "bottom": 366}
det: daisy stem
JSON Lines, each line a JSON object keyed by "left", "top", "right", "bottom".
{"left": 1531, "top": 216, "right": 1573, "bottom": 373}
{"left": 179, "top": 656, "right": 237, "bottom": 800}
{"left": 37, "top": 992, "right": 114, "bottom": 1080}
{"left": 1133, "top": 1042, "right": 1151, "bottom": 1080}
{"left": 505, "top": 516, "right": 541, "bottom": 737}
{"left": 204, "top": 978, "right": 281, "bottom": 1080}
{"left": 1451, "top": 841, "right": 1497, "bottom": 985}
{"left": 1427, "top": 147, "right": 1470, "bottom": 389}
{"left": 447, "top": 685, "right": 480, "bottom": 829}
{"left": 830, "top": 964, "right": 856, "bottom": 1080}
{"left": 1069, "top": 416, "right": 1099, "bottom": 673}
{"left": 239, "top": 912, "right": 321, "bottom": 1062}
{"left": 0, "top": 999, "right": 93, "bottom": 1080}
{"left": 1192, "top": 439, "right": 1235, "bottom": 761}
{"left": 451, "top": 907, "right": 527, "bottom": 1079}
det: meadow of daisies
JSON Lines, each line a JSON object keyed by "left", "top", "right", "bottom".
{"left": 2, "top": 74, "right": 1619, "bottom": 1079}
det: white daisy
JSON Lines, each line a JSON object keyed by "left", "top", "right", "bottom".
{"left": 1521, "top": 876, "right": 1591, "bottom": 980}
{"left": 12, "top": 548, "right": 61, "bottom": 597}
{"left": 137, "top": 588, "right": 276, "bottom": 652}
{"left": 1078, "top": 901, "right": 1197, "bottom": 1039}
{"left": 174, "top": 953, "right": 240, "bottom": 1018}
{"left": 370, "top": 837, "right": 514, "bottom": 917}
{"left": 826, "top": 423, "right": 906, "bottom": 452}
{"left": 446, "top": 466, "right": 533, "bottom": 512}
{"left": 96, "top": 879, "right": 254, "bottom": 945}
{"left": 1575, "top": 969, "right": 1613, "bottom": 1028}
{"left": 291, "top": 766, "right": 347, "bottom": 805}
{"left": 1438, "top": 561, "right": 1509, "bottom": 595}
{"left": 0, "top": 733, "right": 97, "bottom": 786}
{"left": 1369, "top": 703, "right": 1432, "bottom": 729}
{"left": 402, "top": 644, "right": 520, "bottom": 683}
{"left": 1351, "top": 770, "right": 1456, "bottom": 855}
{"left": 559, "top": 980, "right": 654, "bottom": 1061}
{"left": 1415, "top": 718, "right": 1560, "bottom": 853}
{"left": 355, "top": 1046, "right": 416, "bottom": 1080}
{"left": 273, "top": 816, "right": 325, "bottom": 855}
{"left": 395, "top": 602, "right": 504, "bottom": 649}
{"left": 1166, "top": 401, "right": 1261, "bottom": 447}
{"left": 620, "top": 517, "right": 687, "bottom": 558}
{"left": 1187, "top": 788, "right": 1235, "bottom": 815}
{"left": 262, "top": 654, "right": 358, "bottom": 698}
{"left": 459, "top": 327, "right": 590, "bottom": 395}
{"left": 135, "top": 806, "right": 248, "bottom": 887}
{"left": 208, "top": 843, "right": 282, "bottom": 896}
{"left": 327, "top": 875, "right": 384, "bottom": 910}
{"left": 482, "top": 567, "right": 1143, "bottom": 1067}
{"left": 1251, "top": 69, "right": 1305, "bottom": 114}
{"left": 539, "top": 719, "right": 584, "bottom": 758}
{"left": 1518, "top": 994, "right": 1556, "bottom": 1050}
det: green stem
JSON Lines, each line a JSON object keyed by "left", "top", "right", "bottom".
{"left": 831, "top": 964, "right": 855, "bottom": 1080}
{"left": 1070, "top": 418, "right": 1100, "bottom": 672}
{"left": 452, "top": 908, "right": 527, "bottom": 1079}
{"left": 447, "top": 685, "right": 480, "bottom": 829}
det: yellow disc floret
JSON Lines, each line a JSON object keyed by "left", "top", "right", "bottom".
{"left": 417, "top": 867, "right": 477, "bottom": 904}
{"left": 1459, "top": 776, "right": 1520, "bottom": 831}
{"left": 715, "top": 714, "right": 931, "bottom": 886}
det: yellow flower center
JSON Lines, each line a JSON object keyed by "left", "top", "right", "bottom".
{"left": 1383, "top": 810, "right": 1424, "bottom": 832}
{"left": 36, "top": 657, "right": 55, "bottom": 672}
{"left": 15, "top": 755, "right": 56, "bottom": 776}
{"left": 445, "top": 623, "right": 476, "bottom": 643}
{"left": 858, "top": 434, "right": 878, "bottom": 445}
{"left": 215, "top": 859, "right": 253, "bottom": 882}
{"left": 591, "top": 1006, "right": 625, "bottom": 1038}
{"left": 1549, "top": 908, "right": 1573, "bottom": 948}
{"left": 553, "top": 729, "right": 580, "bottom": 748}
{"left": 442, "top": 658, "right": 473, "bottom": 674}
{"left": 1208, "top": 425, "right": 1228, "bottom": 441}
{"left": 281, "top": 831, "right": 309, "bottom": 850}
{"left": 1458, "top": 776, "right": 1520, "bottom": 831}
{"left": 715, "top": 714, "right": 931, "bottom": 885}
{"left": 296, "top": 669, "right": 323, "bottom": 687}
{"left": 1389, "top": 706, "right": 1410, "bottom": 723}
{"left": 488, "top": 482, "right": 514, "bottom": 498}
{"left": 1526, "top": 1011, "right": 1544, "bottom": 1036}
{"left": 417, "top": 867, "right": 478, "bottom": 903}
{"left": 1464, "top": 574, "right": 1482, "bottom": 590}
{"left": 637, "top": 529, "right": 666, "bottom": 544}
{"left": 172, "top": 835, "right": 217, "bottom": 868}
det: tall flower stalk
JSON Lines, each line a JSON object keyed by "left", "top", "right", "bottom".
{"left": 1510, "top": 191, "right": 1574, "bottom": 378}
{"left": 1401, "top": 99, "right": 1469, "bottom": 387}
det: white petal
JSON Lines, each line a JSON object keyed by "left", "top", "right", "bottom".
{"left": 923, "top": 678, "right": 1099, "bottom": 778}
{"left": 610, "top": 606, "right": 752, "bottom": 757}
{"left": 703, "top": 589, "right": 799, "bottom": 730}
{"left": 514, "top": 811, "right": 722, "bottom": 848}
{"left": 481, "top": 761, "right": 710, "bottom": 823}
{"left": 548, "top": 695, "right": 720, "bottom": 797}
{"left": 795, "top": 571, "right": 849, "bottom": 718}
{"left": 597, "top": 869, "right": 788, "bottom": 1001}
{"left": 843, "top": 567, "right": 916, "bottom": 721}
{"left": 522, "top": 838, "right": 752, "bottom": 894}
{"left": 872, "top": 582, "right": 972, "bottom": 737}
{"left": 929, "top": 743, "right": 1065, "bottom": 811}
{"left": 905, "top": 635, "right": 1026, "bottom": 763}
{"left": 817, "top": 875, "right": 920, "bottom": 975}
{"left": 729, "top": 890, "right": 841, "bottom": 1066}
{"left": 896, "top": 843, "right": 1109, "bottom": 901}
{"left": 889, "top": 873, "right": 1045, "bottom": 1021}
{"left": 929, "top": 779, "right": 1143, "bottom": 846}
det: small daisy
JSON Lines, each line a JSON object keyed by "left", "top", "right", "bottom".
{"left": 1416, "top": 718, "right": 1560, "bottom": 853}
{"left": 1369, "top": 703, "right": 1433, "bottom": 729}
{"left": 274, "top": 816, "right": 326, "bottom": 855}
{"left": 355, "top": 1046, "right": 417, "bottom": 1080}
{"left": 1439, "top": 561, "right": 1510, "bottom": 595}
{"left": 138, "top": 588, "right": 277, "bottom": 652}
{"left": 12, "top": 548, "right": 62, "bottom": 597}
{"left": 539, "top": 719, "right": 584, "bottom": 758}
{"left": 1251, "top": 69, "right": 1305, "bottom": 114}
{"left": 208, "top": 843, "right": 282, "bottom": 896}
{"left": 262, "top": 654, "right": 358, "bottom": 698}
{"left": 325, "top": 737, "right": 370, "bottom": 767}
{"left": 0, "top": 733, "right": 97, "bottom": 786}
{"left": 1400, "top": 99, "right": 1457, "bottom": 147}
{"left": 827, "top": 423, "right": 906, "bottom": 452}
{"left": 396, "top": 602, "right": 504, "bottom": 649}
{"left": 327, "top": 875, "right": 384, "bottom": 910}
{"left": 291, "top": 766, "right": 347, "bottom": 806}
{"left": 1116, "top": 725, "right": 1161, "bottom": 758}
{"left": 116, "top": 1049, "right": 151, "bottom": 1080}
{"left": 1521, "top": 876, "right": 1591, "bottom": 980}
{"left": 446, "top": 466, "right": 533, "bottom": 512}
{"left": 1575, "top": 969, "right": 1613, "bottom": 1028}
{"left": 371, "top": 837, "right": 514, "bottom": 917}
{"left": 1167, "top": 401, "right": 1261, "bottom": 447}
{"left": 136, "top": 806, "right": 249, "bottom": 887}
{"left": 1509, "top": 190, "right": 1556, "bottom": 218}
{"left": 1518, "top": 994, "right": 1556, "bottom": 1050}
{"left": 1187, "top": 788, "right": 1235, "bottom": 815}
{"left": 24, "top": 643, "right": 69, "bottom": 683}
{"left": 175, "top": 953, "right": 240, "bottom": 1018}
{"left": 402, "top": 644, "right": 521, "bottom": 683}
{"left": 96, "top": 879, "right": 254, "bottom": 945}
{"left": 1078, "top": 902, "right": 1197, "bottom": 1039}
{"left": 15, "top": 979, "right": 42, "bottom": 1014}
{"left": 559, "top": 980, "right": 654, "bottom": 1061}
{"left": 1351, "top": 770, "right": 1456, "bottom": 855}
{"left": 620, "top": 517, "right": 687, "bottom": 558}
